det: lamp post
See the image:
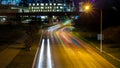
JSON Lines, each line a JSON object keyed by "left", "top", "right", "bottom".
{"left": 84, "top": 3, "right": 103, "bottom": 52}
{"left": 100, "top": 9, "right": 103, "bottom": 52}
{"left": 84, "top": 4, "right": 91, "bottom": 13}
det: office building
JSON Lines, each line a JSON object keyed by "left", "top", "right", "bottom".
{"left": 29, "top": 3, "right": 73, "bottom": 12}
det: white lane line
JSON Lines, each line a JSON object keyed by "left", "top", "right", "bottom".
{"left": 47, "top": 39, "right": 52, "bottom": 68}
{"left": 32, "top": 30, "right": 44, "bottom": 68}
{"left": 37, "top": 39, "right": 45, "bottom": 68}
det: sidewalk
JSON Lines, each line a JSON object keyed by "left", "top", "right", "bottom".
{"left": 0, "top": 35, "right": 26, "bottom": 68}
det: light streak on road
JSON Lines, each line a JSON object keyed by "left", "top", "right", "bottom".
{"left": 48, "top": 24, "right": 61, "bottom": 31}
{"left": 37, "top": 39, "right": 45, "bottom": 68}
{"left": 35, "top": 26, "right": 116, "bottom": 68}
{"left": 60, "top": 33, "right": 71, "bottom": 44}
{"left": 47, "top": 38, "right": 52, "bottom": 68}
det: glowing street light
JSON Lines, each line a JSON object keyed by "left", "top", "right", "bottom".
{"left": 85, "top": 5, "right": 90, "bottom": 10}
{"left": 83, "top": 2, "right": 103, "bottom": 52}
{"left": 83, "top": 3, "right": 92, "bottom": 12}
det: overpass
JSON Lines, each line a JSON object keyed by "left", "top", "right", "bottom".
{"left": 0, "top": 12, "right": 81, "bottom": 16}
{"left": 0, "top": 12, "right": 82, "bottom": 25}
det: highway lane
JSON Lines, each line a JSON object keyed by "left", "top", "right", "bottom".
{"left": 35, "top": 25, "right": 116, "bottom": 68}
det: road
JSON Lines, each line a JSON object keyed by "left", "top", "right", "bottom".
{"left": 34, "top": 25, "right": 115, "bottom": 68}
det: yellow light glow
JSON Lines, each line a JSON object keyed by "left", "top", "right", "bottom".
{"left": 85, "top": 6, "right": 90, "bottom": 10}
{"left": 83, "top": 2, "right": 92, "bottom": 12}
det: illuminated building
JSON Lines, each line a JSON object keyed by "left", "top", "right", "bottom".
{"left": 29, "top": 3, "right": 73, "bottom": 12}
{"left": 28, "top": 0, "right": 74, "bottom": 12}
{"left": 0, "top": 0, "right": 74, "bottom": 12}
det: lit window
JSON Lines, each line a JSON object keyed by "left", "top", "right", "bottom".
{"left": 32, "top": 7, "right": 33, "bottom": 9}
{"left": 41, "top": 3, "right": 44, "bottom": 6}
{"left": 58, "top": 3, "right": 62, "bottom": 6}
{"left": 50, "top": 7, "right": 52, "bottom": 9}
{"left": 33, "top": 3, "right": 35, "bottom": 6}
{"left": 37, "top": 3, "right": 39, "bottom": 6}
{"left": 34, "top": 7, "right": 39, "bottom": 9}
{"left": 64, "top": 4, "right": 66, "bottom": 6}
{"left": 50, "top": 3, "right": 52, "bottom": 6}
{"left": 41, "top": 7, "right": 44, "bottom": 9}
{"left": 46, "top": 3, "right": 48, "bottom": 6}
{"left": 54, "top": 3, "right": 56, "bottom": 5}
{"left": 60, "top": 6, "right": 63, "bottom": 9}
{"left": 57, "top": 10, "right": 59, "bottom": 12}
{"left": 57, "top": 7, "right": 59, "bottom": 9}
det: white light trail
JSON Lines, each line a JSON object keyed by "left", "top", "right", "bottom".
{"left": 48, "top": 24, "right": 61, "bottom": 31}
{"left": 47, "top": 39, "right": 52, "bottom": 68}
{"left": 37, "top": 39, "right": 45, "bottom": 68}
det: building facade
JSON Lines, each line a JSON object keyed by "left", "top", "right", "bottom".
{"left": 29, "top": 3, "right": 73, "bottom": 12}
{"left": 0, "top": 0, "right": 75, "bottom": 12}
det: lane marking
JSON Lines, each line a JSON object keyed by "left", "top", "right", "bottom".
{"left": 47, "top": 39, "right": 52, "bottom": 68}
{"left": 37, "top": 39, "right": 45, "bottom": 68}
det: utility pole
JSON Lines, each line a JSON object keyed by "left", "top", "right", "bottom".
{"left": 100, "top": 9, "right": 103, "bottom": 52}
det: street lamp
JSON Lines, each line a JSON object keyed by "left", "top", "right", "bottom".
{"left": 85, "top": 5, "right": 90, "bottom": 11}
{"left": 83, "top": 3, "right": 92, "bottom": 13}
{"left": 83, "top": 3, "right": 103, "bottom": 52}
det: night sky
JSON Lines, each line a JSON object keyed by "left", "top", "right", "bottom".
{"left": 73, "top": 0, "right": 120, "bottom": 9}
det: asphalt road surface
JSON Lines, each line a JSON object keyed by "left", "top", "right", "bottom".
{"left": 34, "top": 25, "right": 115, "bottom": 68}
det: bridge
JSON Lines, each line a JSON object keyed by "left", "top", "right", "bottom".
{"left": 0, "top": 12, "right": 81, "bottom": 24}
{"left": 0, "top": 12, "right": 80, "bottom": 16}
{"left": 0, "top": 1, "right": 82, "bottom": 24}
